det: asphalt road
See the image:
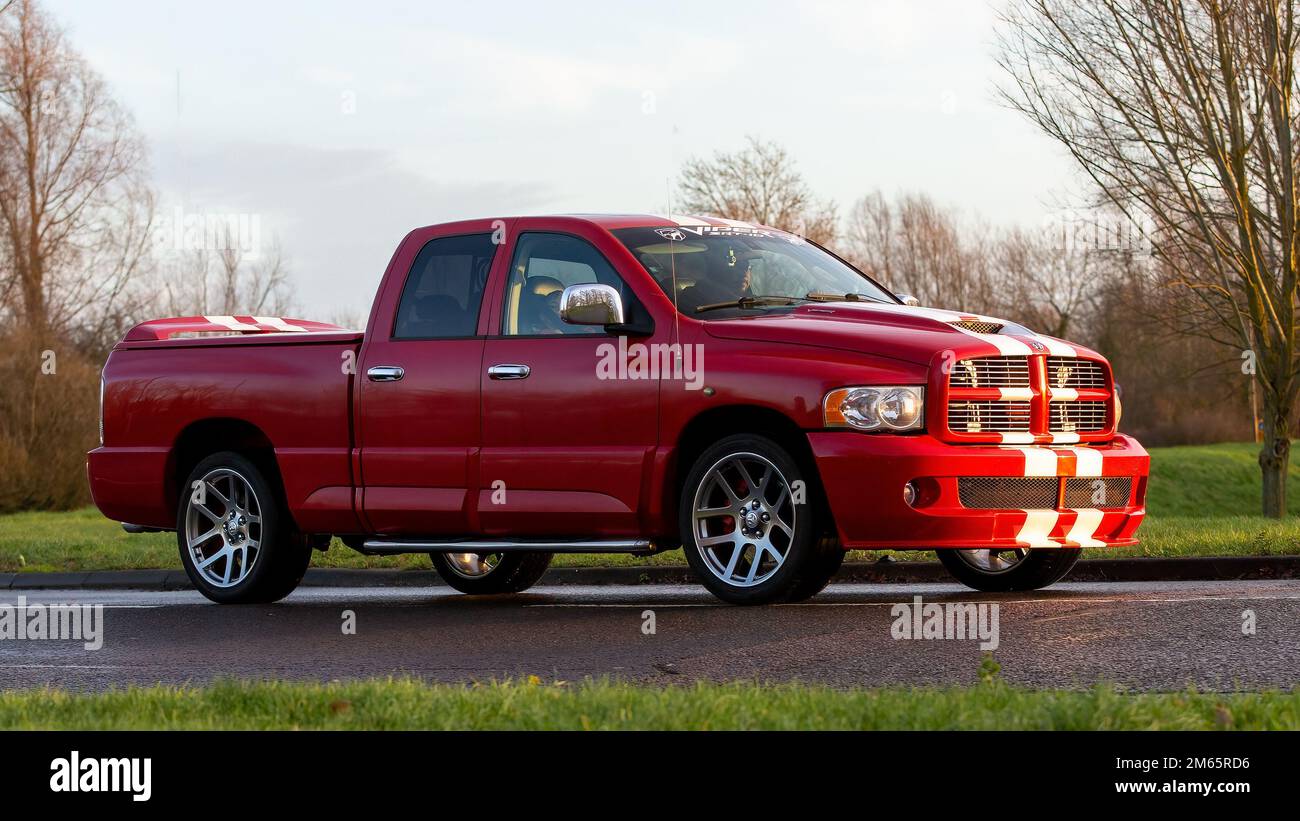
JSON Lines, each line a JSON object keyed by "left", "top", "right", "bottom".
{"left": 1, "top": 580, "right": 1296, "bottom": 692}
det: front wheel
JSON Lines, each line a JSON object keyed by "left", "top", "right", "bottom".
{"left": 680, "top": 434, "right": 840, "bottom": 605}
{"left": 937, "top": 547, "right": 1081, "bottom": 592}
{"left": 430, "top": 551, "right": 554, "bottom": 594}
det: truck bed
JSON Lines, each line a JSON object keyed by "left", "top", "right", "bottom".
{"left": 88, "top": 316, "right": 366, "bottom": 533}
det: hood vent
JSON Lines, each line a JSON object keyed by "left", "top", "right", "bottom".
{"left": 950, "top": 320, "right": 1002, "bottom": 334}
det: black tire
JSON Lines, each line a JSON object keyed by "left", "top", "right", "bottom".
{"left": 936, "top": 548, "right": 1081, "bottom": 592}
{"left": 679, "top": 433, "right": 840, "bottom": 605}
{"left": 784, "top": 537, "right": 846, "bottom": 601}
{"left": 176, "top": 452, "right": 312, "bottom": 604}
{"left": 430, "top": 551, "right": 553, "bottom": 594}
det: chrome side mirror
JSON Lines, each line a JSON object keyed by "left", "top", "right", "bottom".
{"left": 560, "top": 283, "right": 624, "bottom": 326}
{"left": 895, "top": 292, "right": 920, "bottom": 307}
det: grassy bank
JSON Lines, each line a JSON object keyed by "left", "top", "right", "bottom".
{"left": 1, "top": 678, "right": 1295, "bottom": 730}
{"left": 2, "top": 442, "right": 1297, "bottom": 573}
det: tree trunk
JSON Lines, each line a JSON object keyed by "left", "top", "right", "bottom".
{"left": 1259, "top": 402, "right": 1291, "bottom": 518}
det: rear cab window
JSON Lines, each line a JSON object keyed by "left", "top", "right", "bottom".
{"left": 392, "top": 233, "right": 497, "bottom": 339}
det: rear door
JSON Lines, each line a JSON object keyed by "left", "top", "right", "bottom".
{"left": 356, "top": 222, "right": 506, "bottom": 535}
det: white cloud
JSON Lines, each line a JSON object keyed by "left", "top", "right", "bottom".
{"left": 151, "top": 140, "right": 555, "bottom": 316}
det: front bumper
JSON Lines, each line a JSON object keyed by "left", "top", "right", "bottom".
{"left": 807, "top": 432, "right": 1148, "bottom": 550}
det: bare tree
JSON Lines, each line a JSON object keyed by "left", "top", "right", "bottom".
{"left": 992, "top": 225, "right": 1110, "bottom": 339}
{"left": 677, "top": 137, "right": 839, "bottom": 245}
{"left": 158, "top": 226, "right": 295, "bottom": 318}
{"left": 844, "top": 191, "right": 998, "bottom": 314}
{"left": 998, "top": 0, "right": 1300, "bottom": 517}
{"left": 0, "top": 0, "right": 152, "bottom": 343}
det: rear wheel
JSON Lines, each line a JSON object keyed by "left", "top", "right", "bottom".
{"left": 177, "top": 452, "right": 312, "bottom": 604}
{"left": 680, "top": 434, "right": 841, "bottom": 605}
{"left": 937, "top": 547, "right": 1081, "bottom": 592}
{"left": 430, "top": 551, "right": 553, "bottom": 594}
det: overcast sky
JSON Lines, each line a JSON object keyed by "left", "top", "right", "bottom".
{"left": 46, "top": 0, "right": 1078, "bottom": 318}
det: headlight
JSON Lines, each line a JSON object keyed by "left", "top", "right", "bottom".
{"left": 98, "top": 373, "right": 105, "bottom": 446}
{"left": 824, "top": 386, "right": 925, "bottom": 432}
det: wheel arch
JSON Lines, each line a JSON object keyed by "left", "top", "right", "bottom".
{"left": 669, "top": 404, "right": 834, "bottom": 539}
{"left": 168, "top": 418, "right": 287, "bottom": 518}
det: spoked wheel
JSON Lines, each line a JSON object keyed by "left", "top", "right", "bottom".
{"left": 443, "top": 552, "right": 504, "bottom": 579}
{"left": 177, "top": 452, "right": 312, "bottom": 604}
{"left": 692, "top": 451, "right": 796, "bottom": 588}
{"left": 937, "top": 546, "right": 1081, "bottom": 592}
{"left": 680, "top": 434, "right": 841, "bottom": 604}
{"left": 430, "top": 551, "right": 553, "bottom": 594}
{"left": 953, "top": 548, "right": 1032, "bottom": 575}
{"left": 184, "top": 468, "right": 263, "bottom": 589}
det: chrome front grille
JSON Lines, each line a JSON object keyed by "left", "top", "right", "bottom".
{"left": 958, "top": 477, "right": 1057, "bottom": 509}
{"left": 1046, "top": 356, "right": 1106, "bottom": 389}
{"left": 947, "top": 400, "right": 1031, "bottom": 433}
{"left": 949, "top": 356, "right": 1029, "bottom": 388}
{"left": 1050, "top": 401, "right": 1108, "bottom": 432}
{"left": 945, "top": 354, "right": 1113, "bottom": 442}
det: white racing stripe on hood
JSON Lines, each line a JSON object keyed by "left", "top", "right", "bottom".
{"left": 1029, "top": 334, "right": 1077, "bottom": 357}
{"left": 865, "top": 303, "right": 1080, "bottom": 359}
{"left": 952, "top": 326, "right": 1034, "bottom": 356}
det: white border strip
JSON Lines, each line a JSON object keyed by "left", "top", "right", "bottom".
{"left": 1065, "top": 509, "right": 1106, "bottom": 547}
{"left": 1016, "top": 509, "right": 1062, "bottom": 547}
{"left": 1010, "top": 446, "right": 1058, "bottom": 477}
{"left": 203, "top": 315, "right": 260, "bottom": 332}
{"left": 1065, "top": 447, "right": 1103, "bottom": 477}
{"left": 252, "top": 316, "right": 307, "bottom": 332}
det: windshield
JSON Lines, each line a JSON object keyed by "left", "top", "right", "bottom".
{"left": 612, "top": 224, "right": 896, "bottom": 318}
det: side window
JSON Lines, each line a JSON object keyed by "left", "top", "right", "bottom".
{"left": 502, "top": 233, "right": 634, "bottom": 336}
{"left": 392, "top": 233, "right": 497, "bottom": 339}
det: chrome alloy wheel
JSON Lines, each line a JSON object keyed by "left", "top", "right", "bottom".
{"left": 691, "top": 452, "right": 797, "bottom": 588}
{"left": 184, "top": 468, "right": 263, "bottom": 588}
{"left": 953, "top": 548, "right": 1031, "bottom": 573}
{"left": 443, "top": 552, "right": 503, "bottom": 578}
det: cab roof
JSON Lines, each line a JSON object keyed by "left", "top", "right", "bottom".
{"left": 425, "top": 213, "right": 787, "bottom": 233}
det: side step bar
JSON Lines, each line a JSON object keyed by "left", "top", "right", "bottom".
{"left": 122, "top": 522, "right": 168, "bottom": 534}
{"left": 359, "top": 538, "right": 654, "bottom": 556}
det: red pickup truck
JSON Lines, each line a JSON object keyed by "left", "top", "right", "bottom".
{"left": 88, "top": 214, "right": 1148, "bottom": 605}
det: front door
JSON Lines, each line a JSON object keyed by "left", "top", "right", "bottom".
{"left": 478, "top": 230, "right": 662, "bottom": 536}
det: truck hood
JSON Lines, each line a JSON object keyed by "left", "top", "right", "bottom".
{"left": 700, "top": 302, "right": 1090, "bottom": 365}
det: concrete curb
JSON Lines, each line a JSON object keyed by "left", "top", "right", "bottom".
{"left": 2, "top": 556, "right": 1297, "bottom": 591}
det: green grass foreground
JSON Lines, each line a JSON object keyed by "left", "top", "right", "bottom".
{"left": 2, "top": 442, "right": 1298, "bottom": 573}
{"left": 1, "top": 678, "right": 1296, "bottom": 730}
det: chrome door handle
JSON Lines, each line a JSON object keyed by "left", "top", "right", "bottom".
{"left": 367, "top": 366, "right": 404, "bottom": 382}
{"left": 488, "top": 364, "right": 531, "bottom": 380}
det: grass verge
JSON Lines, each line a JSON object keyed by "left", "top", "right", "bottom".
{"left": 3, "top": 443, "right": 1298, "bottom": 573}
{"left": 0, "top": 678, "right": 1295, "bottom": 730}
